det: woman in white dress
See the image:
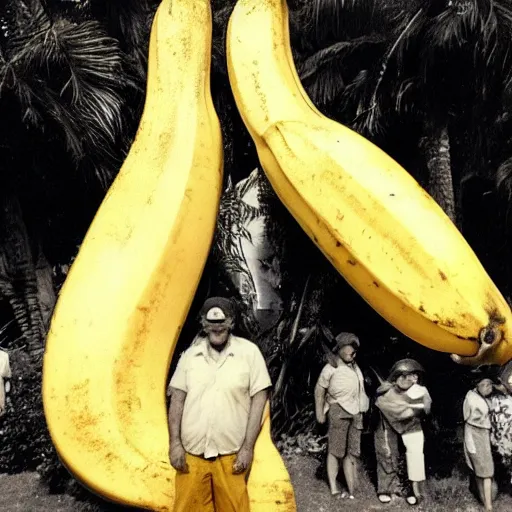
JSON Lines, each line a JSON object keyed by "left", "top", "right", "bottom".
{"left": 463, "top": 376, "right": 495, "bottom": 512}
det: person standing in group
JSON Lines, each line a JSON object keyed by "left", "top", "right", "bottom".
{"left": 374, "top": 358, "right": 432, "bottom": 506}
{"left": 167, "top": 297, "right": 272, "bottom": 512}
{"left": 490, "top": 362, "right": 512, "bottom": 491}
{"left": 463, "top": 375, "right": 496, "bottom": 512}
{"left": 314, "top": 332, "right": 370, "bottom": 499}
{"left": 0, "top": 348, "right": 11, "bottom": 417}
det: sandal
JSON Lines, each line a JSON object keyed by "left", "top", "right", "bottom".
{"left": 378, "top": 494, "right": 392, "bottom": 503}
{"left": 406, "top": 496, "right": 418, "bottom": 506}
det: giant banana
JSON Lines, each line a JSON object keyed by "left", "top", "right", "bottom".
{"left": 226, "top": 0, "right": 512, "bottom": 366}
{"left": 43, "top": 0, "right": 295, "bottom": 510}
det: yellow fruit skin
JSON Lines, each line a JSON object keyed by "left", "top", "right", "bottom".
{"left": 43, "top": 1, "right": 296, "bottom": 510}
{"left": 227, "top": 0, "right": 512, "bottom": 365}
{"left": 43, "top": 1, "right": 221, "bottom": 508}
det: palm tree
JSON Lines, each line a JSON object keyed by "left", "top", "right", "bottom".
{"left": 292, "top": 1, "right": 512, "bottom": 232}
{"left": 0, "top": 0, "right": 139, "bottom": 354}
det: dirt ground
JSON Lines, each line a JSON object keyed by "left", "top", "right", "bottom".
{"left": 0, "top": 472, "right": 77, "bottom": 512}
{"left": 1, "top": 455, "right": 512, "bottom": 512}
{"left": 283, "top": 454, "right": 512, "bottom": 512}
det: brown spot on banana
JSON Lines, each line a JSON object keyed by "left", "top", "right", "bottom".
{"left": 452, "top": 315, "right": 509, "bottom": 365}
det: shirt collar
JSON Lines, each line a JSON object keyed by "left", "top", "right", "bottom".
{"left": 191, "top": 334, "right": 237, "bottom": 357}
{"left": 336, "top": 357, "right": 356, "bottom": 369}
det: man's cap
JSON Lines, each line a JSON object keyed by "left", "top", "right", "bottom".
{"left": 199, "top": 297, "right": 236, "bottom": 323}
{"left": 205, "top": 306, "right": 226, "bottom": 322}
{"left": 334, "top": 332, "right": 360, "bottom": 352}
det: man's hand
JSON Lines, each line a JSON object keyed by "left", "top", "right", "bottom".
{"left": 233, "top": 446, "right": 253, "bottom": 474}
{"left": 169, "top": 443, "right": 189, "bottom": 473}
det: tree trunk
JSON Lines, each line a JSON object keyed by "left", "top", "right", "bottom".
{"left": 419, "top": 124, "right": 457, "bottom": 225}
{"left": 0, "top": 195, "right": 45, "bottom": 356}
{"left": 35, "top": 247, "right": 57, "bottom": 329}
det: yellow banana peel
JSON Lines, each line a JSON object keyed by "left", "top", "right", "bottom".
{"left": 42, "top": 0, "right": 295, "bottom": 510}
{"left": 226, "top": 0, "right": 512, "bottom": 366}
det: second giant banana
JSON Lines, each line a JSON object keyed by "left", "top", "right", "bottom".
{"left": 226, "top": 0, "right": 512, "bottom": 366}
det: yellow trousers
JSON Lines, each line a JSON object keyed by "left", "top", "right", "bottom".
{"left": 173, "top": 453, "right": 250, "bottom": 512}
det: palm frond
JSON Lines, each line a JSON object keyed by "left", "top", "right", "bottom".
{"left": 298, "top": 34, "right": 385, "bottom": 83}
{"left": 496, "top": 156, "right": 512, "bottom": 200}
{"left": 301, "top": 57, "right": 346, "bottom": 110}
{"left": 394, "top": 77, "right": 420, "bottom": 117}
{"left": 355, "top": 7, "right": 424, "bottom": 135}
{"left": 8, "top": 11, "right": 125, "bottom": 136}
{"left": 0, "top": 1, "right": 131, "bottom": 185}
{"left": 425, "top": 6, "right": 473, "bottom": 51}
{"left": 309, "top": 0, "right": 388, "bottom": 44}
{"left": 86, "top": 0, "right": 157, "bottom": 79}
{"left": 35, "top": 87, "right": 85, "bottom": 157}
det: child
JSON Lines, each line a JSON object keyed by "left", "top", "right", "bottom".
{"left": 374, "top": 358, "right": 432, "bottom": 506}
{"left": 463, "top": 376, "right": 495, "bottom": 511}
{"left": 314, "top": 332, "right": 369, "bottom": 499}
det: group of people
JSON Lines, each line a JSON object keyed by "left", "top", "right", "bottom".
{"left": 314, "top": 333, "right": 431, "bottom": 506}
{"left": 165, "top": 295, "right": 512, "bottom": 512}
{"left": 314, "top": 331, "right": 512, "bottom": 511}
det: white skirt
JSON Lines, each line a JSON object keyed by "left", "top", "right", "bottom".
{"left": 401, "top": 430, "right": 426, "bottom": 482}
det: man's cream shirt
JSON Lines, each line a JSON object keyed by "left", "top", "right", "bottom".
{"left": 169, "top": 335, "right": 272, "bottom": 459}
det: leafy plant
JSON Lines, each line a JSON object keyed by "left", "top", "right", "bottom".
{"left": 0, "top": 350, "right": 54, "bottom": 474}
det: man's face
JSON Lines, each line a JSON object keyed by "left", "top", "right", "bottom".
{"left": 204, "top": 323, "right": 230, "bottom": 348}
{"left": 396, "top": 372, "right": 418, "bottom": 391}
{"left": 338, "top": 345, "right": 357, "bottom": 364}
